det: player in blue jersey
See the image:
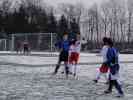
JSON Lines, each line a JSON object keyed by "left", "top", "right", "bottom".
{"left": 53, "top": 33, "right": 70, "bottom": 78}
{"left": 104, "top": 38, "right": 124, "bottom": 97}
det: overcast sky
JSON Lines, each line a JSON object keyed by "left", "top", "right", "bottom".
{"left": 6, "top": 0, "right": 113, "bottom": 9}
{"left": 43, "top": 0, "right": 109, "bottom": 8}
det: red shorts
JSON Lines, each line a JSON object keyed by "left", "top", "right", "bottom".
{"left": 69, "top": 52, "right": 79, "bottom": 64}
{"left": 99, "top": 63, "right": 109, "bottom": 73}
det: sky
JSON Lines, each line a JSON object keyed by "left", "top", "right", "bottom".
{"left": 1, "top": 0, "right": 111, "bottom": 10}
{"left": 43, "top": 0, "right": 109, "bottom": 8}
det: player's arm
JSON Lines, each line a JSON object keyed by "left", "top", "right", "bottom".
{"left": 55, "top": 40, "right": 63, "bottom": 52}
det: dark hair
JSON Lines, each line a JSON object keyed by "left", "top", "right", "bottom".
{"left": 103, "top": 37, "right": 108, "bottom": 43}
{"left": 107, "top": 38, "right": 113, "bottom": 47}
{"left": 63, "top": 32, "right": 68, "bottom": 36}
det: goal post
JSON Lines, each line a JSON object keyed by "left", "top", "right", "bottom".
{"left": 10, "top": 33, "right": 57, "bottom": 52}
{"left": 0, "top": 39, "right": 7, "bottom": 51}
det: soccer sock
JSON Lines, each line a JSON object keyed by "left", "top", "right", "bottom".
{"left": 64, "top": 63, "right": 69, "bottom": 75}
{"left": 96, "top": 69, "right": 101, "bottom": 80}
{"left": 114, "top": 80, "right": 124, "bottom": 95}
{"left": 108, "top": 80, "right": 114, "bottom": 92}
{"left": 68, "top": 64, "right": 73, "bottom": 73}
{"left": 104, "top": 73, "right": 109, "bottom": 82}
{"left": 54, "top": 63, "right": 60, "bottom": 74}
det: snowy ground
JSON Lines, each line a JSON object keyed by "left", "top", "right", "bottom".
{"left": 0, "top": 52, "right": 132, "bottom": 100}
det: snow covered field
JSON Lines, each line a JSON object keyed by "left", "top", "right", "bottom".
{"left": 0, "top": 52, "right": 132, "bottom": 100}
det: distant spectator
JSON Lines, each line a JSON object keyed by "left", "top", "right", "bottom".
{"left": 81, "top": 38, "right": 87, "bottom": 51}
{"left": 23, "top": 41, "right": 30, "bottom": 55}
{"left": 16, "top": 41, "right": 22, "bottom": 54}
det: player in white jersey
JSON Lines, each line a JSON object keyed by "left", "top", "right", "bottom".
{"left": 69, "top": 34, "right": 81, "bottom": 78}
{"left": 93, "top": 37, "right": 109, "bottom": 84}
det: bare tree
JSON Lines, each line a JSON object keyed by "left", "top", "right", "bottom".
{"left": 0, "top": 0, "right": 12, "bottom": 32}
{"left": 58, "top": 3, "right": 84, "bottom": 29}
{"left": 100, "top": 2, "right": 110, "bottom": 37}
{"left": 86, "top": 4, "right": 100, "bottom": 49}
{"left": 0, "top": 0, "right": 12, "bottom": 15}
{"left": 127, "top": 0, "right": 133, "bottom": 44}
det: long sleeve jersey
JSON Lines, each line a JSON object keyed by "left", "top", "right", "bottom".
{"left": 106, "top": 47, "right": 120, "bottom": 75}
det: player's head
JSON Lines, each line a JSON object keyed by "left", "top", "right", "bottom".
{"left": 107, "top": 38, "right": 113, "bottom": 47}
{"left": 102, "top": 37, "right": 108, "bottom": 45}
{"left": 63, "top": 33, "right": 68, "bottom": 40}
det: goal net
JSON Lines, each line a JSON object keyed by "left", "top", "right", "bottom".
{"left": 9, "top": 33, "right": 57, "bottom": 52}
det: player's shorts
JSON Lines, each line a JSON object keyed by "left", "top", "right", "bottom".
{"left": 100, "top": 63, "right": 109, "bottom": 73}
{"left": 59, "top": 50, "right": 69, "bottom": 62}
{"left": 69, "top": 52, "right": 79, "bottom": 64}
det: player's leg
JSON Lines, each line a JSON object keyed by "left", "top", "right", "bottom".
{"left": 94, "top": 63, "right": 109, "bottom": 83}
{"left": 93, "top": 68, "right": 101, "bottom": 83}
{"left": 61, "top": 51, "right": 72, "bottom": 74}
{"left": 114, "top": 80, "right": 124, "bottom": 97}
{"left": 68, "top": 63, "right": 73, "bottom": 74}
{"left": 73, "top": 63, "right": 80, "bottom": 79}
{"left": 18, "top": 45, "right": 22, "bottom": 54}
{"left": 64, "top": 61, "right": 69, "bottom": 78}
{"left": 27, "top": 47, "right": 30, "bottom": 55}
{"left": 104, "top": 74, "right": 113, "bottom": 93}
{"left": 53, "top": 52, "right": 62, "bottom": 74}
{"left": 64, "top": 51, "right": 69, "bottom": 78}
{"left": 53, "top": 60, "right": 61, "bottom": 75}
{"left": 73, "top": 53, "right": 80, "bottom": 77}
{"left": 26, "top": 46, "right": 30, "bottom": 55}
{"left": 103, "top": 73, "right": 109, "bottom": 84}
{"left": 73, "top": 63, "right": 76, "bottom": 77}
{"left": 68, "top": 53, "right": 73, "bottom": 74}
{"left": 104, "top": 80, "right": 114, "bottom": 93}
{"left": 94, "top": 63, "right": 105, "bottom": 83}
{"left": 17, "top": 47, "right": 20, "bottom": 54}
{"left": 20, "top": 46, "right": 23, "bottom": 54}
{"left": 23, "top": 47, "right": 26, "bottom": 55}
{"left": 25, "top": 47, "right": 28, "bottom": 55}
{"left": 16, "top": 49, "right": 18, "bottom": 54}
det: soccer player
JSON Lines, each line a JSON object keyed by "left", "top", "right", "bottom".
{"left": 104, "top": 38, "right": 124, "bottom": 97}
{"left": 16, "top": 40, "right": 22, "bottom": 54}
{"left": 53, "top": 33, "right": 70, "bottom": 78}
{"left": 69, "top": 34, "right": 81, "bottom": 78}
{"left": 23, "top": 41, "right": 30, "bottom": 55}
{"left": 93, "top": 37, "right": 109, "bottom": 84}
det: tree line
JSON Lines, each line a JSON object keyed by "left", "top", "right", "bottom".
{"left": 0, "top": 0, "right": 133, "bottom": 51}
{"left": 81, "top": 0, "right": 133, "bottom": 50}
{"left": 0, "top": 0, "right": 80, "bottom": 39}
